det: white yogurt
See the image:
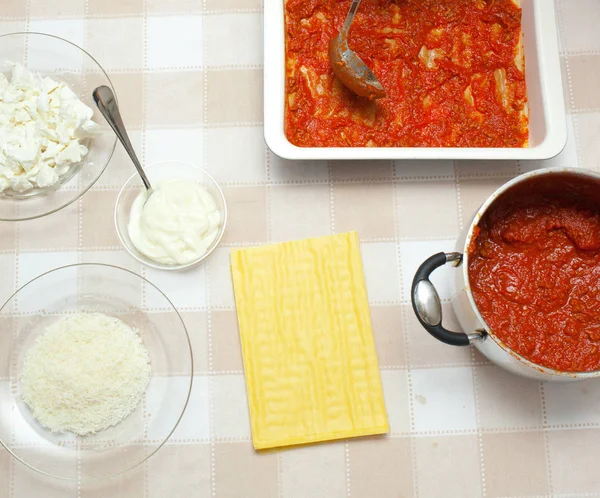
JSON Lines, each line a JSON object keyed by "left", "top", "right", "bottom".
{"left": 128, "top": 179, "right": 221, "bottom": 265}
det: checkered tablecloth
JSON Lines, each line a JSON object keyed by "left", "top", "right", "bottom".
{"left": 1, "top": 0, "right": 600, "bottom": 496}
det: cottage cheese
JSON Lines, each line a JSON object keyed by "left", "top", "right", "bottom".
{"left": 0, "top": 63, "right": 100, "bottom": 193}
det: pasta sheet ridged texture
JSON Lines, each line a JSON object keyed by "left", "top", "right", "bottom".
{"left": 230, "top": 232, "right": 389, "bottom": 450}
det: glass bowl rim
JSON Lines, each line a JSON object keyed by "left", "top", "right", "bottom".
{"left": 114, "top": 161, "right": 229, "bottom": 271}
{"left": 0, "top": 31, "right": 118, "bottom": 222}
{"left": 0, "top": 262, "right": 194, "bottom": 481}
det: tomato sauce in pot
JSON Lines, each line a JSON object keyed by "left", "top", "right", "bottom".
{"left": 468, "top": 175, "right": 600, "bottom": 372}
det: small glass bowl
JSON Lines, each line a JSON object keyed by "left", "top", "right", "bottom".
{"left": 115, "top": 161, "right": 228, "bottom": 271}
{"left": 0, "top": 263, "right": 193, "bottom": 480}
{"left": 0, "top": 32, "right": 117, "bottom": 221}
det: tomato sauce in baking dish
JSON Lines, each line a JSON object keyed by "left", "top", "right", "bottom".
{"left": 284, "top": 0, "right": 528, "bottom": 148}
{"left": 468, "top": 176, "right": 600, "bottom": 372}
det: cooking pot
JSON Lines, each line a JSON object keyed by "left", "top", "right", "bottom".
{"left": 411, "top": 167, "right": 600, "bottom": 381}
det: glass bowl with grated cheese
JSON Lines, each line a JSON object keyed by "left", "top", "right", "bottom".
{"left": 0, "top": 263, "right": 193, "bottom": 480}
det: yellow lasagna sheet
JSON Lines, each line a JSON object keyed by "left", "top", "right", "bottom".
{"left": 230, "top": 232, "right": 388, "bottom": 450}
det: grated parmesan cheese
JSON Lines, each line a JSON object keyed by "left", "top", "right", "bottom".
{"left": 21, "top": 313, "right": 151, "bottom": 436}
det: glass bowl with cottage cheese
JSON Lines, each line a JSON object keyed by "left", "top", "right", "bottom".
{"left": 0, "top": 263, "right": 193, "bottom": 480}
{"left": 0, "top": 32, "right": 117, "bottom": 221}
{"left": 115, "top": 161, "right": 228, "bottom": 271}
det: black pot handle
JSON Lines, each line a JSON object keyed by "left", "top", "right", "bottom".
{"left": 411, "top": 252, "right": 485, "bottom": 346}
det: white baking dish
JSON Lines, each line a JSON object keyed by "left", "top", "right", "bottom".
{"left": 264, "top": 0, "right": 567, "bottom": 161}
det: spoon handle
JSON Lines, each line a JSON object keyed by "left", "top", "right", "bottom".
{"left": 93, "top": 85, "right": 152, "bottom": 191}
{"left": 341, "top": 0, "right": 362, "bottom": 34}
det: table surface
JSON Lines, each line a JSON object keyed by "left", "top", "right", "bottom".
{"left": 2, "top": 0, "right": 600, "bottom": 496}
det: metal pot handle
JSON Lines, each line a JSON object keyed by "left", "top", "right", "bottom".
{"left": 411, "top": 252, "right": 486, "bottom": 346}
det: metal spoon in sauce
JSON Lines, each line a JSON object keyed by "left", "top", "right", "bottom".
{"left": 329, "top": 0, "right": 386, "bottom": 100}
{"left": 93, "top": 85, "right": 153, "bottom": 192}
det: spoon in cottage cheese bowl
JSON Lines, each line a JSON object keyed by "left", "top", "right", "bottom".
{"left": 95, "top": 86, "right": 228, "bottom": 270}
{"left": 93, "top": 85, "right": 152, "bottom": 192}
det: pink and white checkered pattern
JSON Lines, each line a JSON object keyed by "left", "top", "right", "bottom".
{"left": 0, "top": 0, "right": 599, "bottom": 496}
